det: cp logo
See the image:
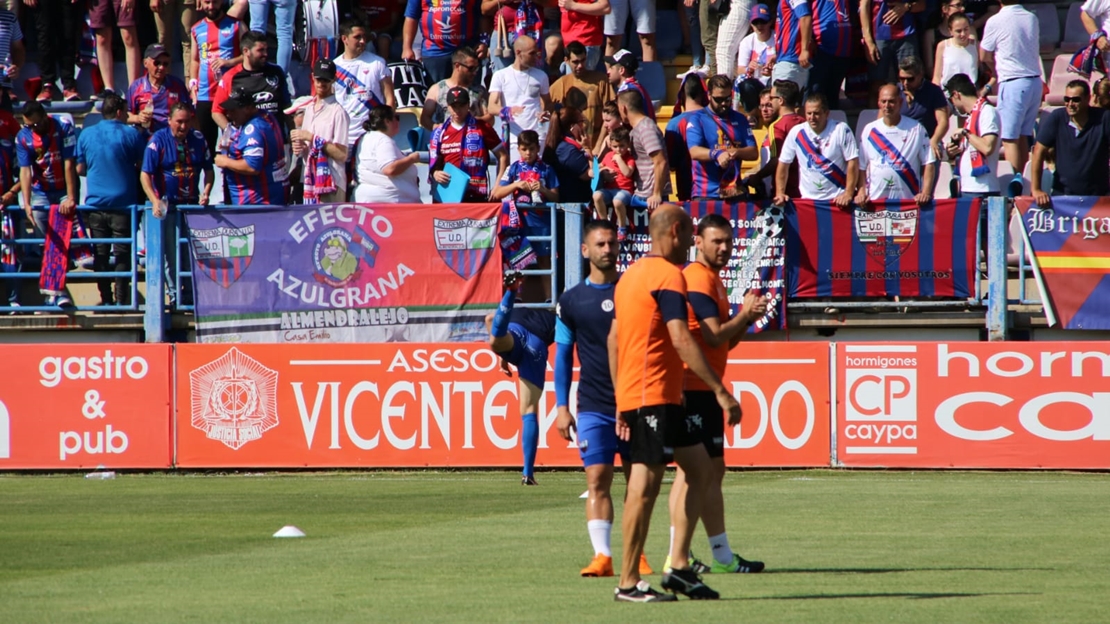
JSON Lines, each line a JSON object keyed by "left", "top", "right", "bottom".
{"left": 845, "top": 370, "right": 916, "bottom": 421}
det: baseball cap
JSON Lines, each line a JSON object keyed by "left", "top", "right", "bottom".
{"left": 222, "top": 89, "right": 257, "bottom": 111}
{"left": 750, "top": 4, "right": 771, "bottom": 22}
{"left": 144, "top": 44, "right": 169, "bottom": 60}
{"left": 604, "top": 49, "right": 638, "bottom": 73}
{"left": 312, "top": 58, "right": 336, "bottom": 81}
{"left": 446, "top": 86, "right": 470, "bottom": 106}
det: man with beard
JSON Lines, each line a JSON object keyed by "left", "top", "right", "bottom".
{"left": 212, "top": 30, "right": 293, "bottom": 134}
{"left": 687, "top": 74, "right": 757, "bottom": 199}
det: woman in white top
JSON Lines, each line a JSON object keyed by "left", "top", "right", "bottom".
{"left": 354, "top": 106, "right": 423, "bottom": 204}
{"left": 736, "top": 10, "right": 776, "bottom": 84}
{"left": 933, "top": 13, "right": 979, "bottom": 88}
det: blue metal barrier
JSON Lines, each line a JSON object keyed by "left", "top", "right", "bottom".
{"left": 0, "top": 204, "right": 142, "bottom": 314}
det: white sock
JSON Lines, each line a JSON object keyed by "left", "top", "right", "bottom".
{"left": 587, "top": 520, "right": 612, "bottom": 556}
{"left": 709, "top": 532, "right": 734, "bottom": 565}
{"left": 668, "top": 526, "right": 676, "bottom": 560}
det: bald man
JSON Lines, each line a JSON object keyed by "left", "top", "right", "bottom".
{"left": 855, "top": 83, "right": 936, "bottom": 206}
{"left": 489, "top": 35, "right": 555, "bottom": 163}
{"left": 608, "top": 204, "right": 742, "bottom": 602}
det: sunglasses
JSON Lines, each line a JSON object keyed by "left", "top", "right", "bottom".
{"left": 711, "top": 95, "right": 732, "bottom": 105}
{"left": 1063, "top": 96, "right": 1084, "bottom": 103}
{"left": 152, "top": 60, "right": 170, "bottom": 68}
{"left": 752, "top": 20, "right": 769, "bottom": 26}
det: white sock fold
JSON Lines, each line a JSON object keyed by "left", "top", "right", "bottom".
{"left": 587, "top": 520, "right": 612, "bottom": 556}
{"left": 709, "top": 532, "right": 734, "bottom": 565}
{"left": 668, "top": 525, "right": 676, "bottom": 561}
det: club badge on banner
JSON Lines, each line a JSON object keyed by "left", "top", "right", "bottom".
{"left": 618, "top": 201, "right": 786, "bottom": 332}
{"left": 1016, "top": 197, "right": 1110, "bottom": 330}
{"left": 787, "top": 199, "right": 981, "bottom": 298}
{"left": 838, "top": 342, "right": 1110, "bottom": 469}
{"left": 174, "top": 343, "right": 829, "bottom": 468}
{"left": 185, "top": 203, "right": 503, "bottom": 344}
{"left": 0, "top": 345, "right": 172, "bottom": 469}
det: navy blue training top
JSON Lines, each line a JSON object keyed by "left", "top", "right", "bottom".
{"left": 555, "top": 279, "right": 617, "bottom": 415}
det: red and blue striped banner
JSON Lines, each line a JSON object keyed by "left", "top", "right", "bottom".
{"left": 1016, "top": 197, "right": 1110, "bottom": 329}
{"left": 787, "top": 198, "right": 981, "bottom": 298}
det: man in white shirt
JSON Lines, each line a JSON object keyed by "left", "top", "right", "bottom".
{"left": 855, "top": 83, "right": 936, "bottom": 205}
{"left": 333, "top": 19, "right": 396, "bottom": 152}
{"left": 291, "top": 59, "right": 351, "bottom": 203}
{"left": 488, "top": 35, "right": 553, "bottom": 163}
{"left": 979, "top": 0, "right": 1040, "bottom": 196}
{"left": 774, "top": 92, "right": 859, "bottom": 206}
{"left": 944, "top": 72, "right": 1000, "bottom": 197}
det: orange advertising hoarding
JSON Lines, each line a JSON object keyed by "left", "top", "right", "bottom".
{"left": 0, "top": 344, "right": 173, "bottom": 469}
{"left": 837, "top": 343, "right": 1110, "bottom": 469}
{"left": 175, "top": 343, "right": 832, "bottom": 468}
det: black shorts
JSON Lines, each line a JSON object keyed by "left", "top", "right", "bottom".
{"left": 622, "top": 403, "right": 705, "bottom": 465}
{"left": 684, "top": 390, "right": 725, "bottom": 458}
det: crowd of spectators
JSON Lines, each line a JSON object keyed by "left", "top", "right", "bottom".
{"left": 1, "top": 0, "right": 1109, "bottom": 311}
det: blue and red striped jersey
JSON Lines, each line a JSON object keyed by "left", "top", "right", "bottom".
{"left": 15, "top": 117, "right": 75, "bottom": 194}
{"left": 0, "top": 110, "right": 19, "bottom": 188}
{"left": 812, "top": 0, "right": 853, "bottom": 57}
{"left": 127, "top": 75, "right": 192, "bottom": 134}
{"left": 685, "top": 108, "right": 755, "bottom": 199}
{"left": 775, "top": 0, "right": 812, "bottom": 64}
{"left": 618, "top": 78, "right": 655, "bottom": 120}
{"left": 191, "top": 15, "right": 241, "bottom": 102}
{"left": 404, "top": 0, "right": 481, "bottom": 56}
{"left": 225, "top": 113, "right": 286, "bottom": 205}
{"left": 142, "top": 127, "right": 211, "bottom": 203}
{"left": 870, "top": 0, "right": 916, "bottom": 41}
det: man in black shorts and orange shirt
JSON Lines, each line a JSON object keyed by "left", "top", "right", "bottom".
{"left": 608, "top": 204, "right": 741, "bottom": 602}
{"left": 667, "top": 213, "right": 768, "bottom": 575}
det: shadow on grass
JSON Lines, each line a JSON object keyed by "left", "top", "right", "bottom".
{"left": 762, "top": 567, "right": 1055, "bottom": 574}
{"left": 736, "top": 591, "right": 1039, "bottom": 601}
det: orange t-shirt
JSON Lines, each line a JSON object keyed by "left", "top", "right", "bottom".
{"left": 683, "top": 261, "right": 731, "bottom": 392}
{"left": 614, "top": 255, "right": 689, "bottom": 412}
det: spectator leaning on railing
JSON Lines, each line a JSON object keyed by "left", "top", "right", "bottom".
{"left": 141, "top": 102, "right": 214, "bottom": 215}
{"left": 77, "top": 94, "right": 145, "bottom": 307}
{"left": 128, "top": 44, "right": 192, "bottom": 136}
{"left": 774, "top": 92, "right": 859, "bottom": 206}
{"left": 856, "top": 83, "right": 935, "bottom": 206}
{"left": 1030, "top": 80, "right": 1110, "bottom": 207}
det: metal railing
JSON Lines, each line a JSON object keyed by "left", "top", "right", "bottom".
{"left": 0, "top": 204, "right": 143, "bottom": 314}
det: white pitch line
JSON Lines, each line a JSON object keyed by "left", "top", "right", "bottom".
{"left": 727, "top": 358, "right": 817, "bottom": 365}
{"left": 288, "top": 360, "right": 382, "bottom": 365}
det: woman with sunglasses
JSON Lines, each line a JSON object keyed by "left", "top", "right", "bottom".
{"left": 354, "top": 105, "right": 422, "bottom": 203}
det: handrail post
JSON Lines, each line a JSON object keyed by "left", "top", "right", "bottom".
{"left": 143, "top": 206, "right": 166, "bottom": 343}
{"left": 986, "top": 196, "right": 1008, "bottom": 341}
{"left": 562, "top": 203, "right": 582, "bottom": 288}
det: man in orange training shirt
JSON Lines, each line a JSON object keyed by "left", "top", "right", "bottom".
{"left": 607, "top": 204, "right": 741, "bottom": 602}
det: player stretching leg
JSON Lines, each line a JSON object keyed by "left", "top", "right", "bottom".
{"left": 610, "top": 205, "right": 742, "bottom": 602}
{"left": 554, "top": 220, "right": 652, "bottom": 578}
{"left": 665, "top": 214, "right": 768, "bottom": 574}
{"left": 487, "top": 272, "right": 557, "bottom": 485}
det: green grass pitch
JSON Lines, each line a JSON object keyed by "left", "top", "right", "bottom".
{"left": 1, "top": 470, "right": 1108, "bottom": 623}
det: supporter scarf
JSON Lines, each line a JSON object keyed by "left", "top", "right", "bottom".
{"left": 1069, "top": 31, "right": 1108, "bottom": 78}
{"left": 796, "top": 128, "right": 847, "bottom": 188}
{"left": 302, "top": 135, "right": 336, "bottom": 204}
{"left": 514, "top": 0, "right": 543, "bottom": 48}
{"left": 429, "top": 114, "right": 491, "bottom": 197}
{"left": 964, "top": 98, "right": 991, "bottom": 177}
{"left": 867, "top": 127, "right": 920, "bottom": 195}
{"left": 510, "top": 160, "right": 546, "bottom": 204}
{"left": 1, "top": 210, "right": 16, "bottom": 272}
{"left": 499, "top": 199, "right": 537, "bottom": 270}
{"left": 743, "top": 45, "right": 774, "bottom": 80}
{"left": 39, "top": 205, "right": 93, "bottom": 296}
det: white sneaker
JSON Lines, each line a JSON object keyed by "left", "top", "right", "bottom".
{"left": 6, "top": 301, "right": 19, "bottom": 315}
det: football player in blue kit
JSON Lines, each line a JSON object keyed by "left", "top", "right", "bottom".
{"left": 553, "top": 219, "right": 652, "bottom": 578}
{"left": 486, "top": 271, "right": 557, "bottom": 486}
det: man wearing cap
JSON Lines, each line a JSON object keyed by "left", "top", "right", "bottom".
{"left": 214, "top": 89, "right": 288, "bottom": 205}
{"left": 212, "top": 30, "right": 293, "bottom": 134}
{"left": 429, "top": 86, "right": 508, "bottom": 202}
{"left": 489, "top": 35, "right": 553, "bottom": 163}
{"left": 606, "top": 50, "right": 654, "bottom": 120}
{"left": 291, "top": 60, "right": 351, "bottom": 203}
{"left": 128, "top": 44, "right": 192, "bottom": 135}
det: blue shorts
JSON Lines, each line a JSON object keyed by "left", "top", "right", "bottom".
{"left": 997, "top": 77, "right": 1041, "bottom": 140}
{"left": 497, "top": 322, "right": 549, "bottom": 388}
{"left": 577, "top": 411, "right": 630, "bottom": 467}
